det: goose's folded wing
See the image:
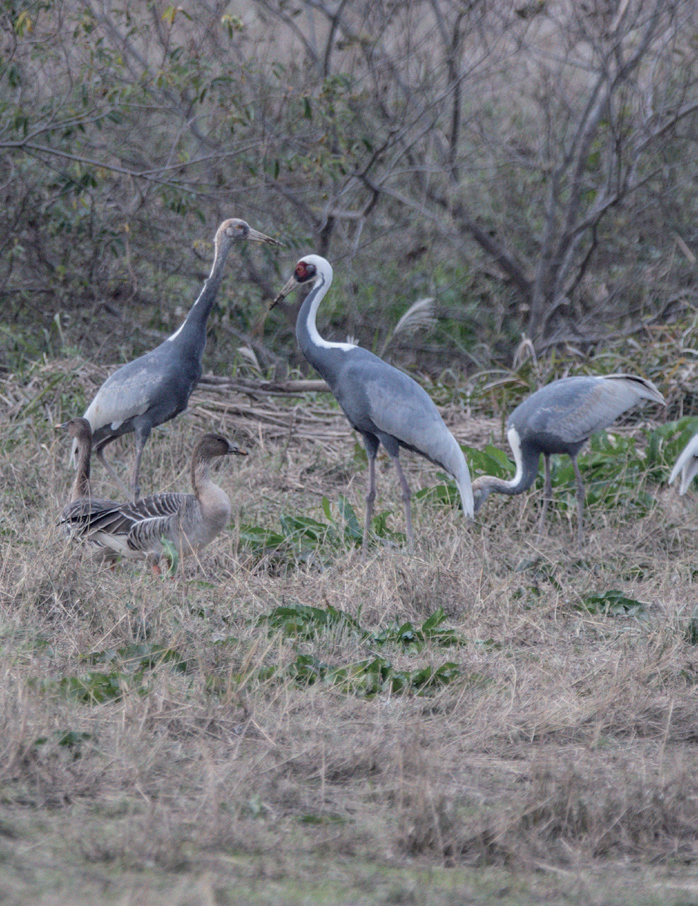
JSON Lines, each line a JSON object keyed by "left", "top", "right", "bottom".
{"left": 126, "top": 514, "right": 177, "bottom": 553}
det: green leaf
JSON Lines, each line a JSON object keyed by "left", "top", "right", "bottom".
{"left": 464, "top": 443, "right": 515, "bottom": 478}
{"left": 580, "top": 589, "right": 647, "bottom": 617}
{"left": 337, "top": 494, "right": 362, "bottom": 542}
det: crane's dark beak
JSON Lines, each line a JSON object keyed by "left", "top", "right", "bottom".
{"left": 247, "top": 228, "right": 283, "bottom": 247}
{"left": 270, "top": 273, "right": 298, "bottom": 308}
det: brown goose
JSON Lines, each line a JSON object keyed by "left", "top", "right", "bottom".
{"left": 67, "top": 432, "right": 246, "bottom": 570}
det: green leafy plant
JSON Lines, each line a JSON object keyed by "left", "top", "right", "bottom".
{"left": 369, "top": 608, "right": 463, "bottom": 652}
{"left": 646, "top": 417, "right": 698, "bottom": 483}
{"left": 579, "top": 589, "right": 648, "bottom": 617}
{"left": 263, "top": 603, "right": 363, "bottom": 641}
{"left": 255, "top": 603, "right": 466, "bottom": 698}
{"left": 240, "top": 495, "right": 403, "bottom": 566}
{"left": 30, "top": 643, "right": 188, "bottom": 706}
{"left": 261, "top": 653, "right": 460, "bottom": 698}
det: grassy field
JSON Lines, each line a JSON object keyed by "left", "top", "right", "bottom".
{"left": 0, "top": 357, "right": 696, "bottom": 906}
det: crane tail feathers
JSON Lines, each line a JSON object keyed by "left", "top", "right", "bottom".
{"left": 456, "top": 473, "right": 474, "bottom": 518}
{"left": 606, "top": 373, "right": 666, "bottom": 407}
{"left": 435, "top": 436, "right": 474, "bottom": 519}
{"left": 448, "top": 445, "right": 474, "bottom": 518}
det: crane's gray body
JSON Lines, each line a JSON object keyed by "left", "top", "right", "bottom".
{"left": 85, "top": 325, "right": 205, "bottom": 451}
{"left": 669, "top": 432, "right": 698, "bottom": 495}
{"left": 277, "top": 254, "right": 473, "bottom": 545}
{"left": 308, "top": 340, "right": 468, "bottom": 484}
{"left": 507, "top": 374, "right": 664, "bottom": 490}
{"left": 472, "top": 373, "right": 665, "bottom": 544}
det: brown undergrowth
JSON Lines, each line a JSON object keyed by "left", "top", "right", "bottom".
{"left": 0, "top": 364, "right": 696, "bottom": 905}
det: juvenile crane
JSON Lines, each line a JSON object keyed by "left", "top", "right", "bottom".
{"left": 669, "top": 433, "right": 698, "bottom": 495}
{"left": 273, "top": 255, "right": 474, "bottom": 547}
{"left": 78, "top": 218, "right": 279, "bottom": 499}
{"left": 63, "top": 433, "right": 246, "bottom": 571}
{"left": 471, "top": 374, "right": 665, "bottom": 545}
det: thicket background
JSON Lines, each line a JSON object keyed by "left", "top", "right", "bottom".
{"left": 1, "top": 0, "right": 696, "bottom": 377}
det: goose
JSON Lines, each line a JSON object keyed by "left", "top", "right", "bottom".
{"left": 63, "top": 432, "right": 246, "bottom": 570}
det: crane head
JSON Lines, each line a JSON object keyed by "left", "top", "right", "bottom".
{"left": 271, "top": 255, "right": 330, "bottom": 307}
{"left": 216, "top": 219, "right": 282, "bottom": 249}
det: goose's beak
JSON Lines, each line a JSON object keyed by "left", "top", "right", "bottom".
{"left": 247, "top": 228, "right": 283, "bottom": 247}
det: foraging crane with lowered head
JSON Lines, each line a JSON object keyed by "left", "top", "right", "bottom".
{"left": 272, "top": 254, "right": 473, "bottom": 548}
{"left": 471, "top": 374, "right": 665, "bottom": 545}
{"left": 77, "top": 218, "right": 280, "bottom": 499}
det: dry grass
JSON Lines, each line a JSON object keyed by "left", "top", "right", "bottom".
{"left": 0, "top": 360, "right": 697, "bottom": 906}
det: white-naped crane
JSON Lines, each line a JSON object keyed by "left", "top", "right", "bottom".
{"left": 471, "top": 374, "right": 666, "bottom": 546}
{"left": 62, "top": 432, "right": 247, "bottom": 572}
{"left": 272, "top": 254, "right": 473, "bottom": 548}
{"left": 669, "top": 433, "right": 698, "bottom": 495}
{"left": 77, "top": 218, "right": 280, "bottom": 499}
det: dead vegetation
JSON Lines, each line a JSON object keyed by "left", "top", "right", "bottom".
{"left": 0, "top": 358, "right": 697, "bottom": 906}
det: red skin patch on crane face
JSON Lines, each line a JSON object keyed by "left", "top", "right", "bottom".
{"left": 295, "top": 261, "right": 316, "bottom": 283}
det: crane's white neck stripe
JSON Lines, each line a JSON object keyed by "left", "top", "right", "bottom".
{"left": 308, "top": 275, "right": 355, "bottom": 352}
{"left": 505, "top": 426, "right": 524, "bottom": 489}
{"left": 167, "top": 321, "right": 185, "bottom": 342}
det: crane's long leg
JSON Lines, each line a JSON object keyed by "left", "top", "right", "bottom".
{"left": 95, "top": 438, "right": 132, "bottom": 498}
{"left": 391, "top": 455, "right": 414, "bottom": 549}
{"left": 538, "top": 454, "right": 552, "bottom": 535}
{"left": 131, "top": 427, "right": 151, "bottom": 501}
{"left": 363, "top": 453, "right": 377, "bottom": 548}
{"left": 572, "top": 455, "right": 585, "bottom": 548}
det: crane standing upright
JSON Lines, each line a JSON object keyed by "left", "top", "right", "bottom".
{"left": 78, "top": 218, "right": 280, "bottom": 499}
{"left": 273, "top": 254, "right": 473, "bottom": 548}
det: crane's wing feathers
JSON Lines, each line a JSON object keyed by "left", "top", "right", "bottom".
{"left": 669, "top": 433, "right": 698, "bottom": 495}
{"left": 338, "top": 357, "right": 451, "bottom": 460}
{"left": 331, "top": 353, "right": 473, "bottom": 514}
{"left": 84, "top": 345, "right": 197, "bottom": 434}
{"left": 512, "top": 375, "right": 664, "bottom": 446}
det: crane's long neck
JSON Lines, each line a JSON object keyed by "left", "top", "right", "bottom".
{"left": 167, "top": 240, "right": 234, "bottom": 358}
{"left": 71, "top": 437, "right": 92, "bottom": 502}
{"left": 471, "top": 431, "right": 540, "bottom": 512}
{"left": 296, "top": 272, "right": 354, "bottom": 378}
